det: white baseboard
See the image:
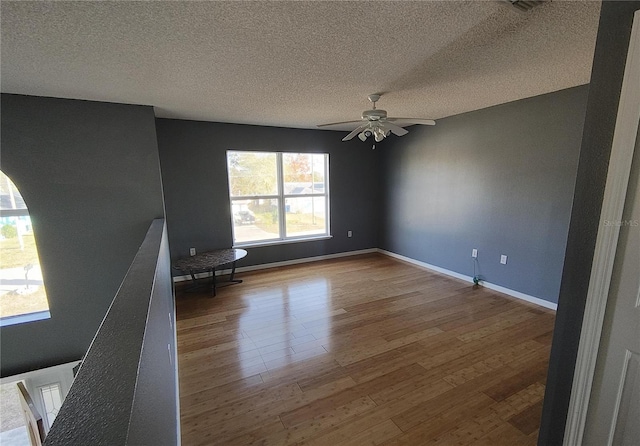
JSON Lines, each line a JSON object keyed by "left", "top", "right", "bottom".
{"left": 481, "top": 281, "right": 557, "bottom": 311}
{"left": 379, "top": 249, "right": 472, "bottom": 282}
{"left": 173, "top": 248, "right": 378, "bottom": 283}
{"left": 172, "top": 247, "right": 557, "bottom": 311}
{"left": 377, "top": 249, "right": 557, "bottom": 311}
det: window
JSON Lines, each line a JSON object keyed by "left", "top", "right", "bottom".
{"left": 227, "top": 151, "right": 330, "bottom": 245}
{"left": 39, "top": 383, "right": 63, "bottom": 429}
{"left": 0, "top": 170, "right": 50, "bottom": 324}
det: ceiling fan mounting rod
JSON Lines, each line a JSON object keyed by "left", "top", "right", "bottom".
{"left": 368, "top": 93, "right": 381, "bottom": 109}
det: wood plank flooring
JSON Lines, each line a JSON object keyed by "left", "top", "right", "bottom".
{"left": 176, "top": 253, "right": 555, "bottom": 445}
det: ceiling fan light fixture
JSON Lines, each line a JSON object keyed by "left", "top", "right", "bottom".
{"left": 373, "top": 126, "right": 385, "bottom": 142}
{"left": 503, "top": 0, "right": 544, "bottom": 12}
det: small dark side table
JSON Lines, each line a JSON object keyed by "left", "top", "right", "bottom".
{"left": 173, "top": 248, "right": 247, "bottom": 296}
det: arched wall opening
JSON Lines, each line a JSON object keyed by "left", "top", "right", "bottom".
{"left": 0, "top": 170, "right": 50, "bottom": 325}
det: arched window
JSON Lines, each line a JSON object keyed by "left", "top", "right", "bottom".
{"left": 0, "top": 170, "right": 50, "bottom": 325}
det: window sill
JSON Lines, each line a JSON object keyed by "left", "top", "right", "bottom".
{"left": 233, "top": 235, "right": 333, "bottom": 249}
{"left": 0, "top": 310, "right": 51, "bottom": 327}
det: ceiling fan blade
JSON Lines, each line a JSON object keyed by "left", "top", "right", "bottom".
{"left": 342, "top": 123, "right": 369, "bottom": 141}
{"left": 380, "top": 121, "right": 409, "bottom": 137}
{"left": 387, "top": 118, "right": 436, "bottom": 126}
{"left": 317, "top": 120, "right": 366, "bottom": 129}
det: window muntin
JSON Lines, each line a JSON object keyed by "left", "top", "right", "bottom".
{"left": 227, "top": 151, "right": 329, "bottom": 245}
{"left": 0, "top": 171, "right": 50, "bottom": 322}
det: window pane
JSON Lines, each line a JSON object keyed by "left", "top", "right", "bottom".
{"left": 0, "top": 171, "right": 50, "bottom": 320}
{"left": 283, "top": 153, "right": 327, "bottom": 195}
{"left": 232, "top": 199, "right": 280, "bottom": 243}
{"left": 312, "top": 154, "right": 326, "bottom": 194}
{"left": 227, "top": 151, "right": 277, "bottom": 197}
{"left": 285, "top": 196, "right": 326, "bottom": 237}
{"left": 40, "top": 383, "right": 63, "bottom": 428}
{"left": 283, "top": 153, "right": 313, "bottom": 195}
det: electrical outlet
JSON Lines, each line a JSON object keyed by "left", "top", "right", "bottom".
{"left": 500, "top": 255, "right": 508, "bottom": 265}
{"left": 472, "top": 249, "right": 478, "bottom": 258}
{"left": 190, "top": 247, "right": 196, "bottom": 256}
{"left": 347, "top": 230, "right": 353, "bottom": 238}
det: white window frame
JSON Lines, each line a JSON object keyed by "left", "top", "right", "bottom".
{"left": 227, "top": 151, "right": 331, "bottom": 247}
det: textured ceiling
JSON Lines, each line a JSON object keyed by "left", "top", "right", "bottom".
{"left": 1, "top": 1, "right": 600, "bottom": 130}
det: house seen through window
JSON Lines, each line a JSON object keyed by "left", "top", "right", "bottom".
{"left": 0, "top": 171, "right": 50, "bottom": 323}
{"left": 227, "top": 151, "right": 330, "bottom": 245}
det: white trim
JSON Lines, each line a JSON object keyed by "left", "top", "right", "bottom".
{"left": 481, "top": 281, "right": 558, "bottom": 311}
{"left": 172, "top": 248, "right": 378, "bottom": 282}
{"left": 378, "top": 249, "right": 558, "bottom": 311}
{"left": 564, "top": 11, "right": 640, "bottom": 446}
{"left": 607, "top": 350, "right": 633, "bottom": 445}
{"left": 173, "top": 245, "right": 558, "bottom": 311}
{"left": 379, "top": 249, "right": 472, "bottom": 282}
{"left": 170, "top": 294, "right": 181, "bottom": 446}
{"left": 234, "top": 234, "right": 333, "bottom": 249}
{"left": 0, "top": 310, "right": 51, "bottom": 327}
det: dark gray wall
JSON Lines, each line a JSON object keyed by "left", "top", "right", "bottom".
{"left": 0, "top": 94, "right": 165, "bottom": 377}
{"left": 156, "top": 119, "right": 378, "bottom": 267}
{"left": 539, "top": 2, "right": 640, "bottom": 444}
{"left": 379, "top": 86, "right": 589, "bottom": 304}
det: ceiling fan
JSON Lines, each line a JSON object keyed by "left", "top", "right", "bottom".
{"left": 317, "top": 94, "right": 436, "bottom": 145}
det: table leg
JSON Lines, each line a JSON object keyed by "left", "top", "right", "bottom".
{"left": 212, "top": 268, "right": 216, "bottom": 297}
{"left": 229, "top": 261, "right": 243, "bottom": 284}
{"left": 182, "top": 270, "right": 204, "bottom": 293}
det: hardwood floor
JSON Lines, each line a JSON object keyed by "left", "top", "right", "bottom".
{"left": 176, "top": 253, "right": 555, "bottom": 445}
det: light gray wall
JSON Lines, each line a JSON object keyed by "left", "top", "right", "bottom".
{"left": 539, "top": 2, "right": 640, "bottom": 444}
{"left": 0, "top": 94, "right": 165, "bottom": 377}
{"left": 379, "top": 86, "right": 589, "bottom": 304}
{"left": 156, "top": 119, "right": 378, "bottom": 268}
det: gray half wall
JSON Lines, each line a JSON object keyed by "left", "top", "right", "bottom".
{"left": 156, "top": 119, "right": 379, "bottom": 268}
{"left": 379, "top": 85, "right": 589, "bottom": 304}
{"left": 0, "top": 94, "right": 165, "bottom": 377}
